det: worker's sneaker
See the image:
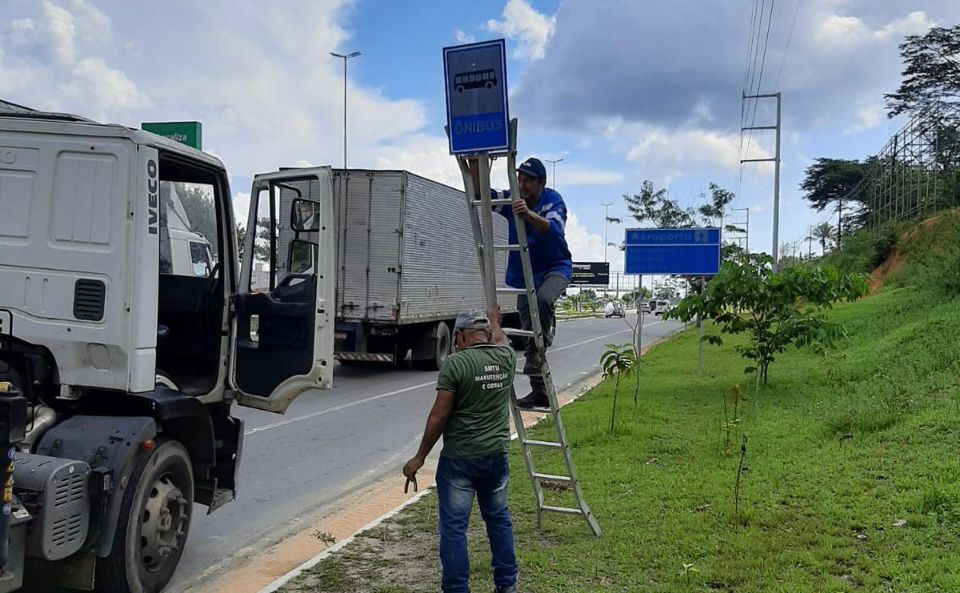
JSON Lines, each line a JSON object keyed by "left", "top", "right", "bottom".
{"left": 496, "top": 584, "right": 518, "bottom": 593}
{"left": 515, "top": 391, "right": 549, "bottom": 409}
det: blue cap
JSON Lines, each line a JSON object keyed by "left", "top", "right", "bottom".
{"left": 517, "top": 157, "right": 547, "bottom": 180}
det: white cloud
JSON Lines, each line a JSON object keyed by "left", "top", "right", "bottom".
{"left": 233, "top": 192, "right": 251, "bottom": 227}
{"left": 565, "top": 212, "right": 625, "bottom": 273}
{"left": 486, "top": 0, "right": 555, "bottom": 60}
{"left": 874, "top": 11, "right": 936, "bottom": 41}
{"left": 846, "top": 103, "right": 885, "bottom": 133}
{"left": 454, "top": 29, "right": 475, "bottom": 44}
{"left": 9, "top": 18, "right": 35, "bottom": 45}
{"left": 0, "top": 0, "right": 150, "bottom": 118}
{"left": 623, "top": 126, "right": 773, "bottom": 179}
{"left": 558, "top": 168, "right": 624, "bottom": 187}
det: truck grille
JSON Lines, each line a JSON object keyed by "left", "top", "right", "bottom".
{"left": 73, "top": 279, "right": 105, "bottom": 321}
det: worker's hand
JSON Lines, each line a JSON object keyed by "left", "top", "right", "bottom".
{"left": 512, "top": 198, "right": 530, "bottom": 219}
{"left": 403, "top": 456, "right": 424, "bottom": 480}
{"left": 486, "top": 306, "right": 502, "bottom": 326}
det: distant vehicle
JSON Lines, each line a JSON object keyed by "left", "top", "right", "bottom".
{"left": 454, "top": 69, "right": 498, "bottom": 92}
{"left": 654, "top": 300, "right": 670, "bottom": 315}
{"left": 639, "top": 302, "right": 651, "bottom": 314}
{"left": 604, "top": 302, "right": 625, "bottom": 318}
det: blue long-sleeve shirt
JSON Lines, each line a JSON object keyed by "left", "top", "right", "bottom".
{"left": 493, "top": 187, "right": 573, "bottom": 288}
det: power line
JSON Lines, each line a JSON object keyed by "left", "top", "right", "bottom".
{"left": 743, "top": 0, "right": 776, "bottom": 166}
{"left": 774, "top": 0, "right": 802, "bottom": 90}
{"left": 739, "top": 0, "right": 765, "bottom": 190}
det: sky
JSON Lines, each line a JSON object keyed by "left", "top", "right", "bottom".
{"left": 2, "top": 0, "right": 957, "bottom": 290}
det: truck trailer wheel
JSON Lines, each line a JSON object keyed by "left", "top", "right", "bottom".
{"left": 413, "top": 322, "right": 451, "bottom": 371}
{"left": 96, "top": 439, "right": 194, "bottom": 593}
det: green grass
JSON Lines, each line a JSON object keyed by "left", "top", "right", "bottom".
{"left": 283, "top": 282, "right": 960, "bottom": 593}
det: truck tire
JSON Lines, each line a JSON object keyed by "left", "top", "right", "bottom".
{"left": 96, "top": 439, "right": 194, "bottom": 593}
{"left": 413, "top": 322, "right": 451, "bottom": 371}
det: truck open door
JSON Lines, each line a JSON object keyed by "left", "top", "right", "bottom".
{"left": 231, "top": 168, "right": 335, "bottom": 413}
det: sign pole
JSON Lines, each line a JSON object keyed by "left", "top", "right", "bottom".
{"left": 698, "top": 276, "right": 705, "bottom": 375}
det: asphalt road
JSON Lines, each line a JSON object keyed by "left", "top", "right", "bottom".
{"left": 168, "top": 314, "right": 684, "bottom": 591}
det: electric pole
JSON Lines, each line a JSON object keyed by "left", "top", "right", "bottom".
{"left": 601, "top": 202, "right": 613, "bottom": 263}
{"left": 544, "top": 157, "right": 563, "bottom": 189}
{"left": 330, "top": 50, "right": 361, "bottom": 169}
{"left": 740, "top": 92, "right": 781, "bottom": 269}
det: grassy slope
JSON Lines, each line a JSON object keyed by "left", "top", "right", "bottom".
{"left": 504, "top": 286, "right": 960, "bottom": 592}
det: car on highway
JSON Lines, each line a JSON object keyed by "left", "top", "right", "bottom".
{"left": 604, "top": 302, "right": 626, "bottom": 318}
{"left": 654, "top": 300, "right": 671, "bottom": 315}
{"left": 639, "top": 302, "right": 651, "bottom": 314}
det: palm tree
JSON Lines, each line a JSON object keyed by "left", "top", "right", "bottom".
{"left": 812, "top": 222, "right": 835, "bottom": 254}
{"left": 600, "top": 344, "right": 636, "bottom": 434}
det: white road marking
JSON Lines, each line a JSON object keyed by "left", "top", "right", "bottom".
{"left": 550, "top": 319, "right": 664, "bottom": 353}
{"left": 244, "top": 380, "right": 437, "bottom": 436}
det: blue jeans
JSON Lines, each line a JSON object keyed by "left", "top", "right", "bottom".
{"left": 436, "top": 454, "right": 518, "bottom": 593}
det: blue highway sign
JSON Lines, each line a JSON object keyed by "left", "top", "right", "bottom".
{"left": 443, "top": 39, "right": 510, "bottom": 154}
{"left": 624, "top": 228, "right": 721, "bottom": 275}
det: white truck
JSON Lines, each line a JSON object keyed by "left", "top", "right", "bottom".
{"left": 0, "top": 102, "right": 341, "bottom": 592}
{"left": 267, "top": 168, "right": 519, "bottom": 370}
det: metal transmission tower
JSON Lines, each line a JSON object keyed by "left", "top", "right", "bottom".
{"left": 847, "top": 101, "right": 960, "bottom": 228}
{"left": 741, "top": 92, "right": 781, "bottom": 268}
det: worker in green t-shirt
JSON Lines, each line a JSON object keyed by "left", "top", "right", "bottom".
{"left": 403, "top": 307, "right": 518, "bottom": 593}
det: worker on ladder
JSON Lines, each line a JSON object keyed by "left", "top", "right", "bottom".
{"left": 470, "top": 157, "right": 572, "bottom": 409}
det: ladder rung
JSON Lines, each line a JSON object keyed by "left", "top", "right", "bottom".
{"left": 533, "top": 473, "right": 573, "bottom": 483}
{"left": 516, "top": 405, "right": 553, "bottom": 413}
{"left": 473, "top": 198, "right": 514, "bottom": 207}
{"left": 495, "top": 244, "right": 522, "bottom": 251}
{"left": 542, "top": 505, "right": 584, "bottom": 516}
{"left": 523, "top": 439, "right": 562, "bottom": 449}
{"left": 496, "top": 287, "right": 527, "bottom": 295}
{"left": 503, "top": 328, "right": 534, "bottom": 337}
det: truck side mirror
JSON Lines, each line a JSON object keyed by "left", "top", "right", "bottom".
{"left": 290, "top": 198, "right": 321, "bottom": 232}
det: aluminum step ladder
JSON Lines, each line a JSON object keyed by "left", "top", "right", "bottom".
{"left": 453, "top": 119, "right": 601, "bottom": 537}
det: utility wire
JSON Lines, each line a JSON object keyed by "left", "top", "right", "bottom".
{"left": 774, "top": 0, "right": 802, "bottom": 91}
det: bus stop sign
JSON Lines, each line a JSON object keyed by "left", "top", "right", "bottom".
{"left": 443, "top": 39, "right": 510, "bottom": 155}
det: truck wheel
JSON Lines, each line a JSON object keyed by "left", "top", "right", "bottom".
{"left": 96, "top": 439, "right": 194, "bottom": 593}
{"left": 413, "top": 322, "right": 451, "bottom": 371}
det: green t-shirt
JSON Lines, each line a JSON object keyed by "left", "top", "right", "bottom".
{"left": 437, "top": 343, "right": 516, "bottom": 459}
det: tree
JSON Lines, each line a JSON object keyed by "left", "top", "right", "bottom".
{"left": 623, "top": 181, "right": 736, "bottom": 230}
{"left": 176, "top": 184, "right": 220, "bottom": 260}
{"left": 600, "top": 344, "right": 636, "bottom": 434}
{"left": 666, "top": 253, "right": 868, "bottom": 384}
{"left": 885, "top": 25, "right": 960, "bottom": 118}
{"left": 799, "top": 158, "right": 872, "bottom": 242}
{"left": 236, "top": 219, "right": 273, "bottom": 263}
{"left": 623, "top": 181, "right": 696, "bottom": 228}
{"left": 696, "top": 183, "right": 736, "bottom": 226}
{"left": 812, "top": 222, "right": 836, "bottom": 255}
